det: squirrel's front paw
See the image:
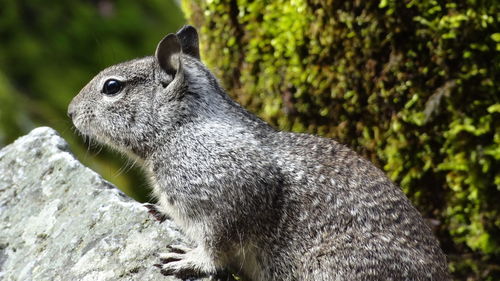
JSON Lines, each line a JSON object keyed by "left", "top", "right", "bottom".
{"left": 154, "top": 244, "right": 216, "bottom": 280}
{"left": 143, "top": 203, "right": 169, "bottom": 223}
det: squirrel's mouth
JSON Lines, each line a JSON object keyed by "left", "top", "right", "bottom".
{"left": 71, "top": 117, "right": 145, "bottom": 158}
{"left": 70, "top": 113, "right": 97, "bottom": 141}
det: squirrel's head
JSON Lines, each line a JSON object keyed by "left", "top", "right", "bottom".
{"left": 68, "top": 25, "right": 218, "bottom": 158}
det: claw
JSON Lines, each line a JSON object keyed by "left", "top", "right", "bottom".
{"left": 167, "top": 244, "right": 192, "bottom": 254}
{"left": 159, "top": 257, "right": 176, "bottom": 264}
{"left": 143, "top": 203, "right": 169, "bottom": 223}
{"left": 160, "top": 268, "right": 174, "bottom": 276}
{"left": 159, "top": 249, "right": 186, "bottom": 264}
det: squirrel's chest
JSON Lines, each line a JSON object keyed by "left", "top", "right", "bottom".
{"left": 153, "top": 185, "right": 206, "bottom": 239}
{"left": 148, "top": 175, "right": 210, "bottom": 239}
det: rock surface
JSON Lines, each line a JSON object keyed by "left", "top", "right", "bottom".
{"left": 0, "top": 127, "right": 208, "bottom": 281}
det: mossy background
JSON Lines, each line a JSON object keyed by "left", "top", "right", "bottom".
{"left": 183, "top": 0, "right": 499, "bottom": 279}
{"left": 0, "top": 0, "right": 498, "bottom": 280}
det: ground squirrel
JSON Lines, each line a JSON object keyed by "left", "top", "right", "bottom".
{"left": 68, "top": 25, "right": 450, "bottom": 281}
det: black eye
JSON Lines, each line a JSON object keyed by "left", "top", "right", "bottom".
{"left": 102, "top": 79, "right": 123, "bottom": 95}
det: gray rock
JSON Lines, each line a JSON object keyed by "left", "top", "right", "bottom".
{"left": 0, "top": 127, "right": 207, "bottom": 281}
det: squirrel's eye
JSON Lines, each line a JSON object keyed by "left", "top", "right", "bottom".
{"left": 102, "top": 79, "right": 123, "bottom": 95}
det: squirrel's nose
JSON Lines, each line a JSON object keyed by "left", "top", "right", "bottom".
{"left": 67, "top": 104, "right": 76, "bottom": 119}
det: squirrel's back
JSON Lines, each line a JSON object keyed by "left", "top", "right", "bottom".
{"left": 265, "top": 132, "right": 449, "bottom": 280}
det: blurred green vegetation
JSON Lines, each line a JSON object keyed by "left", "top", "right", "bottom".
{"left": 183, "top": 0, "right": 499, "bottom": 279}
{"left": 0, "top": 0, "right": 185, "bottom": 200}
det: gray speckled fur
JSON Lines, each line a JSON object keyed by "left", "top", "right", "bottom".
{"left": 68, "top": 26, "right": 450, "bottom": 281}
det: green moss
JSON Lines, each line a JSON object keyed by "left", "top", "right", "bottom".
{"left": 183, "top": 0, "right": 500, "bottom": 279}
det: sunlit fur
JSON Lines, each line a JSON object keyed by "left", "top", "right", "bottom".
{"left": 68, "top": 27, "right": 450, "bottom": 281}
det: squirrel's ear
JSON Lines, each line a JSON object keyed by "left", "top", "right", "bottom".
{"left": 155, "top": 33, "right": 182, "bottom": 75}
{"left": 176, "top": 25, "right": 200, "bottom": 60}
